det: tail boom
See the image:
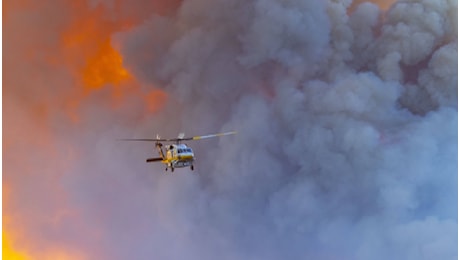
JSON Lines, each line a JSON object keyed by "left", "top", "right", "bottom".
{"left": 146, "top": 157, "right": 163, "bottom": 163}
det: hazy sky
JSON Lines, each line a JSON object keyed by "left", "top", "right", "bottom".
{"left": 3, "top": 0, "right": 457, "bottom": 259}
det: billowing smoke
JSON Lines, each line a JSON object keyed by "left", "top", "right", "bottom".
{"left": 4, "top": 0, "right": 457, "bottom": 259}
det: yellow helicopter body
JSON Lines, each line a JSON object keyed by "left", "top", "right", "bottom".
{"left": 122, "top": 131, "right": 236, "bottom": 172}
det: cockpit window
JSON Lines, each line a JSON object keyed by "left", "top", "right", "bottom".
{"left": 177, "top": 148, "right": 192, "bottom": 153}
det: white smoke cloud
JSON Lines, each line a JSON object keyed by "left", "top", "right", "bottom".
{"left": 99, "top": 0, "right": 458, "bottom": 259}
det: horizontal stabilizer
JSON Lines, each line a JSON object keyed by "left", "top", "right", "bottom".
{"left": 146, "top": 157, "right": 163, "bottom": 163}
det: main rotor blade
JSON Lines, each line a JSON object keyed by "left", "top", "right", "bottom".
{"left": 187, "top": 131, "right": 237, "bottom": 141}
{"left": 118, "top": 131, "right": 237, "bottom": 142}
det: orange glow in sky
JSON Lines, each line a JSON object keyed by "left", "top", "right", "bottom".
{"left": 350, "top": 0, "right": 397, "bottom": 11}
{"left": 3, "top": 231, "right": 30, "bottom": 260}
{"left": 61, "top": 2, "right": 133, "bottom": 92}
{"left": 3, "top": 0, "right": 168, "bottom": 259}
{"left": 82, "top": 39, "right": 131, "bottom": 89}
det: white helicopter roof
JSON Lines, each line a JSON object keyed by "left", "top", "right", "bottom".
{"left": 174, "top": 144, "right": 189, "bottom": 149}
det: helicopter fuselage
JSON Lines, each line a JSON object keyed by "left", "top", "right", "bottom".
{"left": 165, "top": 144, "right": 195, "bottom": 169}
{"left": 123, "top": 130, "right": 236, "bottom": 172}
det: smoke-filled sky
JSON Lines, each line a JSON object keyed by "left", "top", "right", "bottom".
{"left": 3, "top": 0, "right": 457, "bottom": 259}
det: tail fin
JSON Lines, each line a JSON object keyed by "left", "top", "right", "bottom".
{"left": 146, "top": 157, "right": 163, "bottom": 163}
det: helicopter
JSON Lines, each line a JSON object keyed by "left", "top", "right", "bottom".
{"left": 120, "top": 131, "right": 237, "bottom": 172}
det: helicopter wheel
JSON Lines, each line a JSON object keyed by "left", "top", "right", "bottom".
{"left": 190, "top": 165, "right": 194, "bottom": 171}
{"left": 171, "top": 167, "right": 175, "bottom": 172}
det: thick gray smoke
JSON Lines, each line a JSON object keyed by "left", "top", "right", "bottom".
{"left": 33, "top": 0, "right": 457, "bottom": 259}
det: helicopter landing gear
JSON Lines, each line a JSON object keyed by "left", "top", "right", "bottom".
{"left": 165, "top": 163, "right": 174, "bottom": 173}
{"left": 190, "top": 165, "right": 194, "bottom": 171}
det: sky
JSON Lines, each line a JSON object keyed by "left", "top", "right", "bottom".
{"left": 3, "top": 0, "right": 458, "bottom": 259}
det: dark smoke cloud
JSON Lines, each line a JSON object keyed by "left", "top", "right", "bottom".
{"left": 4, "top": 0, "right": 457, "bottom": 259}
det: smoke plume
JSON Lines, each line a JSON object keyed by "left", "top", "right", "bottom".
{"left": 4, "top": 0, "right": 457, "bottom": 259}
